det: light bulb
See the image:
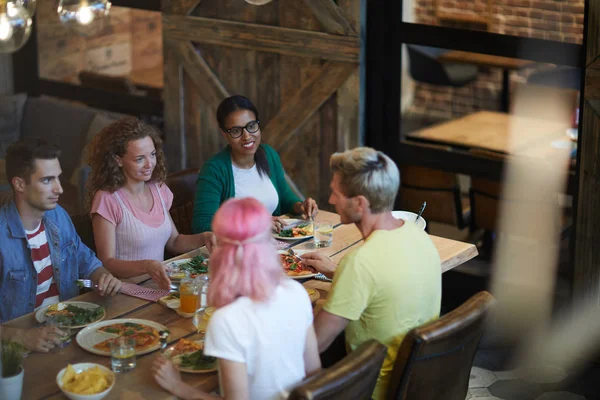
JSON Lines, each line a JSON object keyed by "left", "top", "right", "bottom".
{"left": 0, "top": 2, "right": 31, "bottom": 54}
{"left": 76, "top": 5, "right": 93, "bottom": 25}
{"left": 0, "top": 14, "right": 13, "bottom": 40}
{"left": 57, "top": 0, "right": 111, "bottom": 37}
{"left": 7, "top": 0, "right": 36, "bottom": 17}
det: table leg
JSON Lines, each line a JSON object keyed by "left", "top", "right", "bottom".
{"left": 501, "top": 69, "right": 510, "bottom": 112}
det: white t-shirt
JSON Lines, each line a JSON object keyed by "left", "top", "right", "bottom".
{"left": 232, "top": 163, "right": 279, "bottom": 214}
{"left": 204, "top": 279, "right": 313, "bottom": 400}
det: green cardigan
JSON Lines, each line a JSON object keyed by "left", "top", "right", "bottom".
{"left": 192, "top": 144, "right": 301, "bottom": 233}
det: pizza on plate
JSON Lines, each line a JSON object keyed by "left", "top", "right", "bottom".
{"left": 280, "top": 253, "right": 316, "bottom": 276}
{"left": 93, "top": 322, "right": 160, "bottom": 352}
{"left": 168, "top": 338, "right": 204, "bottom": 358}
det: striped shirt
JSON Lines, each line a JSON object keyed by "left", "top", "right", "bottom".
{"left": 26, "top": 222, "right": 59, "bottom": 309}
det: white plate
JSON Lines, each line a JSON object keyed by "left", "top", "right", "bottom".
{"left": 166, "top": 258, "right": 209, "bottom": 281}
{"left": 278, "top": 250, "right": 318, "bottom": 280}
{"left": 56, "top": 363, "right": 115, "bottom": 400}
{"left": 392, "top": 211, "right": 427, "bottom": 230}
{"left": 163, "top": 340, "right": 218, "bottom": 374}
{"left": 273, "top": 219, "right": 314, "bottom": 240}
{"left": 35, "top": 301, "right": 106, "bottom": 329}
{"left": 76, "top": 318, "right": 168, "bottom": 356}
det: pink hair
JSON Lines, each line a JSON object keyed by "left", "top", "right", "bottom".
{"left": 208, "top": 197, "right": 282, "bottom": 308}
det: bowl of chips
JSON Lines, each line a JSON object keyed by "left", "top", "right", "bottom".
{"left": 56, "top": 363, "right": 115, "bottom": 400}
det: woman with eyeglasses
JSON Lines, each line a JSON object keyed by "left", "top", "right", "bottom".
{"left": 192, "top": 95, "right": 319, "bottom": 233}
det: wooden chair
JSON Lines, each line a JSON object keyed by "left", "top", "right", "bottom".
{"left": 166, "top": 168, "right": 200, "bottom": 235}
{"left": 71, "top": 214, "right": 96, "bottom": 254}
{"left": 399, "top": 142, "right": 470, "bottom": 230}
{"left": 288, "top": 340, "right": 387, "bottom": 400}
{"left": 386, "top": 291, "right": 495, "bottom": 400}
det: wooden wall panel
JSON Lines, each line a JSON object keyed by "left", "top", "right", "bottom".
{"left": 37, "top": 4, "right": 162, "bottom": 84}
{"left": 165, "top": 0, "right": 360, "bottom": 208}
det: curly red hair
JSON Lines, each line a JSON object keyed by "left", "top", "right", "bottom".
{"left": 84, "top": 117, "right": 167, "bottom": 211}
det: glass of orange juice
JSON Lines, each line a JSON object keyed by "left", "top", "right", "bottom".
{"left": 179, "top": 277, "right": 199, "bottom": 314}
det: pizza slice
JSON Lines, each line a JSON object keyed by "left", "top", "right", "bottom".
{"left": 169, "top": 338, "right": 204, "bottom": 358}
{"left": 280, "top": 254, "right": 316, "bottom": 276}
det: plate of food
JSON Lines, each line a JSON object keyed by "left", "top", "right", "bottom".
{"left": 278, "top": 250, "right": 318, "bottom": 279}
{"left": 35, "top": 301, "right": 106, "bottom": 329}
{"left": 273, "top": 219, "right": 314, "bottom": 240}
{"left": 163, "top": 338, "right": 217, "bottom": 373}
{"left": 76, "top": 318, "right": 168, "bottom": 356}
{"left": 166, "top": 255, "right": 209, "bottom": 280}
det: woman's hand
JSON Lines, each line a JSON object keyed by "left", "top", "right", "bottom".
{"left": 144, "top": 260, "right": 171, "bottom": 290}
{"left": 300, "top": 197, "right": 318, "bottom": 220}
{"left": 152, "top": 356, "right": 182, "bottom": 395}
{"left": 272, "top": 216, "right": 285, "bottom": 233}
{"left": 202, "top": 232, "right": 217, "bottom": 254}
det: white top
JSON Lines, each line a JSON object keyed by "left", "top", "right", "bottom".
{"left": 232, "top": 163, "right": 279, "bottom": 214}
{"left": 204, "top": 279, "right": 313, "bottom": 400}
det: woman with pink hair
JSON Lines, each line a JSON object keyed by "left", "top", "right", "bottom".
{"left": 153, "top": 197, "right": 321, "bottom": 400}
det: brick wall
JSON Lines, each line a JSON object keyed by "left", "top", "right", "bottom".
{"left": 410, "top": 0, "right": 584, "bottom": 118}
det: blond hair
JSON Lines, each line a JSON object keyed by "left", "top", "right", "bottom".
{"left": 329, "top": 147, "right": 400, "bottom": 213}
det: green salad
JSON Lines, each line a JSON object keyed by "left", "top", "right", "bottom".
{"left": 179, "top": 255, "right": 209, "bottom": 276}
{"left": 179, "top": 348, "right": 217, "bottom": 371}
{"left": 46, "top": 304, "right": 104, "bottom": 325}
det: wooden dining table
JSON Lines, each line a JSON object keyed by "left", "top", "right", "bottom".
{"left": 5, "top": 210, "right": 477, "bottom": 399}
{"left": 406, "top": 111, "right": 570, "bottom": 155}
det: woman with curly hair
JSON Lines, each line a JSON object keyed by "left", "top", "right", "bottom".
{"left": 86, "top": 117, "right": 215, "bottom": 290}
{"left": 153, "top": 197, "right": 321, "bottom": 399}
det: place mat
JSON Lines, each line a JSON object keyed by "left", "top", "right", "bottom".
{"left": 119, "top": 282, "right": 170, "bottom": 302}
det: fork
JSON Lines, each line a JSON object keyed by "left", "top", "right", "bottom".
{"left": 76, "top": 279, "right": 122, "bottom": 292}
{"left": 76, "top": 279, "right": 98, "bottom": 289}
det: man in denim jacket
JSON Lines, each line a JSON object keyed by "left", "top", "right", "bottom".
{"left": 0, "top": 138, "right": 121, "bottom": 352}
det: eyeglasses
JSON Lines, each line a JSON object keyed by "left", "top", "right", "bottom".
{"left": 223, "top": 120, "right": 260, "bottom": 139}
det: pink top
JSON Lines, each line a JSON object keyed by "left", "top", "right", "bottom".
{"left": 91, "top": 184, "right": 174, "bottom": 228}
{"left": 91, "top": 183, "right": 174, "bottom": 262}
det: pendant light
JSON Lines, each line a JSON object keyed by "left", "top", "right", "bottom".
{"left": 7, "top": 0, "right": 36, "bottom": 18}
{"left": 0, "top": 0, "right": 32, "bottom": 54}
{"left": 57, "top": 0, "right": 111, "bottom": 37}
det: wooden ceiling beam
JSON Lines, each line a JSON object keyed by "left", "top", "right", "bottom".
{"left": 163, "top": 15, "right": 359, "bottom": 63}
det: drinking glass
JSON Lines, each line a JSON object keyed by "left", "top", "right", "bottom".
{"left": 46, "top": 315, "right": 72, "bottom": 348}
{"left": 313, "top": 220, "right": 333, "bottom": 248}
{"left": 192, "top": 276, "right": 210, "bottom": 337}
{"left": 111, "top": 337, "right": 136, "bottom": 373}
{"left": 179, "top": 277, "right": 199, "bottom": 314}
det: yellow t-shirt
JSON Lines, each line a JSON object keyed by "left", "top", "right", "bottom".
{"left": 323, "top": 222, "right": 441, "bottom": 400}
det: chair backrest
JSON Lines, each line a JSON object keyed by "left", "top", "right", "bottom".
{"left": 71, "top": 214, "right": 96, "bottom": 253}
{"left": 79, "top": 71, "right": 139, "bottom": 95}
{"left": 400, "top": 164, "right": 468, "bottom": 229}
{"left": 288, "top": 340, "right": 387, "bottom": 400}
{"left": 468, "top": 150, "right": 505, "bottom": 232}
{"left": 406, "top": 45, "right": 451, "bottom": 86}
{"left": 165, "top": 168, "right": 199, "bottom": 235}
{"left": 386, "top": 291, "right": 495, "bottom": 400}
{"left": 399, "top": 141, "right": 468, "bottom": 229}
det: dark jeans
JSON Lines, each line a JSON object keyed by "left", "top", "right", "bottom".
{"left": 320, "top": 331, "right": 347, "bottom": 368}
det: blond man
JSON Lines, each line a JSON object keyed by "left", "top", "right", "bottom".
{"left": 304, "top": 147, "right": 441, "bottom": 399}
